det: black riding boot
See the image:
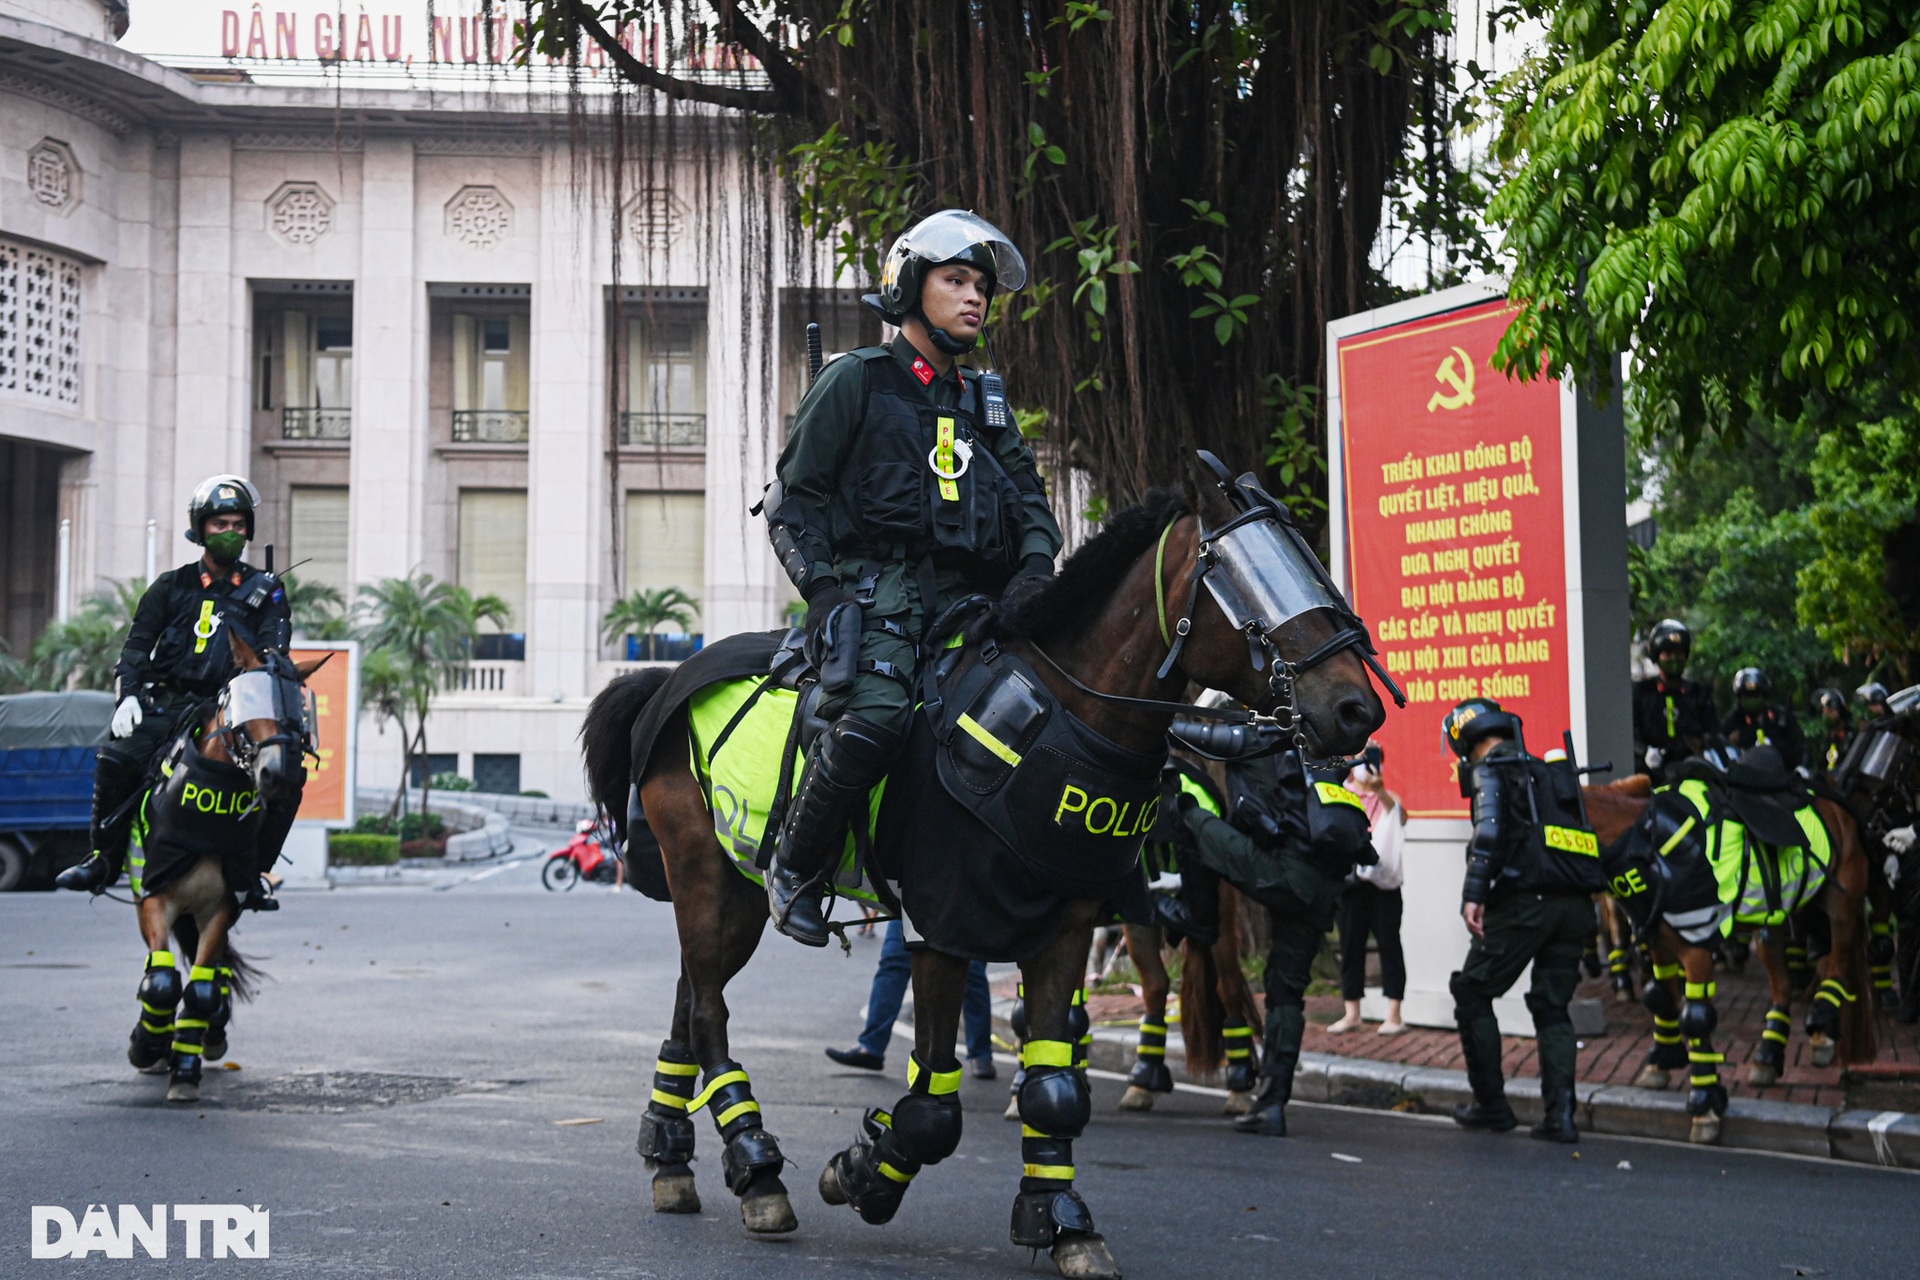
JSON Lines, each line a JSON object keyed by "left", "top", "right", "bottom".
{"left": 1232, "top": 1074, "right": 1288, "bottom": 1136}
{"left": 768, "top": 715, "right": 899, "bottom": 947}
{"left": 1451, "top": 1014, "right": 1517, "bottom": 1131}
{"left": 58, "top": 753, "right": 143, "bottom": 892}
{"left": 240, "top": 785, "right": 303, "bottom": 912}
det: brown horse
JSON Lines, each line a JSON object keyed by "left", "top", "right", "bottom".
{"left": 126, "top": 632, "right": 322, "bottom": 1102}
{"left": 580, "top": 480, "right": 1387, "bottom": 1278}
{"left": 1585, "top": 773, "right": 1876, "bottom": 1143}
{"left": 1117, "top": 886, "right": 1264, "bottom": 1113}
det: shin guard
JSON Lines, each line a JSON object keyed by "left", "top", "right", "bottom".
{"left": 1012, "top": 1040, "right": 1094, "bottom": 1248}
{"left": 688, "top": 1060, "right": 784, "bottom": 1196}
{"left": 1806, "top": 977, "right": 1856, "bottom": 1040}
{"left": 1127, "top": 1018, "right": 1173, "bottom": 1093}
{"left": 1753, "top": 1004, "right": 1791, "bottom": 1071}
{"left": 829, "top": 1053, "right": 963, "bottom": 1224}
{"left": 1682, "top": 982, "right": 1726, "bottom": 1118}
{"left": 1223, "top": 1018, "right": 1257, "bottom": 1092}
{"left": 171, "top": 965, "right": 220, "bottom": 1086}
{"left": 130, "top": 951, "right": 181, "bottom": 1068}
{"left": 636, "top": 1040, "right": 699, "bottom": 1168}
{"left": 1642, "top": 965, "right": 1687, "bottom": 1070}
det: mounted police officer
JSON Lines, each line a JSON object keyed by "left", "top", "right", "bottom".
{"left": 1857, "top": 681, "right": 1894, "bottom": 722}
{"left": 762, "top": 210, "right": 1063, "bottom": 946}
{"left": 1722, "top": 667, "right": 1805, "bottom": 771}
{"left": 1176, "top": 738, "right": 1378, "bottom": 1136}
{"left": 1811, "top": 688, "right": 1853, "bottom": 773}
{"left": 1631, "top": 619, "right": 1717, "bottom": 784}
{"left": 56, "top": 476, "right": 299, "bottom": 909}
{"left": 1442, "top": 698, "right": 1602, "bottom": 1144}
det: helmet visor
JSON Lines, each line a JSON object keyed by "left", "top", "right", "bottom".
{"left": 903, "top": 210, "right": 1028, "bottom": 292}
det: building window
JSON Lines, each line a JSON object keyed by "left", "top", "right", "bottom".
{"left": 623, "top": 491, "right": 704, "bottom": 658}
{"left": 458, "top": 490, "right": 527, "bottom": 655}
{"left": 0, "top": 238, "right": 83, "bottom": 407}
{"left": 452, "top": 312, "right": 529, "bottom": 442}
{"left": 281, "top": 310, "right": 352, "bottom": 439}
{"left": 621, "top": 317, "right": 706, "bottom": 447}
{"left": 409, "top": 754, "right": 460, "bottom": 787}
{"left": 472, "top": 753, "right": 521, "bottom": 794}
{"left": 289, "top": 486, "right": 350, "bottom": 614}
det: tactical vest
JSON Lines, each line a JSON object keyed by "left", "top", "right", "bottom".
{"left": 1225, "top": 751, "right": 1376, "bottom": 874}
{"left": 840, "top": 349, "right": 1026, "bottom": 576}
{"left": 1487, "top": 753, "right": 1604, "bottom": 895}
{"left": 1301, "top": 759, "right": 1376, "bottom": 868}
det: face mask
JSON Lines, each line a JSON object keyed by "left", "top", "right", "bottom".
{"left": 204, "top": 530, "right": 247, "bottom": 565}
{"left": 1739, "top": 695, "right": 1765, "bottom": 714}
{"left": 1656, "top": 654, "right": 1686, "bottom": 679}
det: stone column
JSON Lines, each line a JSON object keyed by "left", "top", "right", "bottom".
{"left": 170, "top": 134, "right": 242, "bottom": 564}
{"left": 348, "top": 139, "right": 424, "bottom": 588}
{"left": 702, "top": 149, "right": 784, "bottom": 640}
{"left": 525, "top": 142, "right": 603, "bottom": 699}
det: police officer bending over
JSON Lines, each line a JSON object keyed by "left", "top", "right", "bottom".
{"left": 763, "top": 210, "right": 1062, "bottom": 946}
{"left": 1631, "top": 618, "right": 1717, "bottom": 783}
{"left": 1443, "top": 698, "right": 1602, "bottom": 1144}
{"left": 1176, "top": 742, "right": 1378, "bottom": 1136}
{"left": 57, "top": 476, "right": 302, "bottom": 909}
{"left": 1722, "top": 667, "right": 1805, "bottom": 771}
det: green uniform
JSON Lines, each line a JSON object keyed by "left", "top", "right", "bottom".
{"left": 774, "top": 334, "right": 1061, "bottom": 732}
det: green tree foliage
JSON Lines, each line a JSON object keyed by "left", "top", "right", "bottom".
{"left": 25, "top": 580, "right": 142, "bottom": 692}
{"left": 600, "top": 586, "right": 700, "bottom": 660}
{"left": 353, "top": 571, "right": 512, "bottom": 821}
{"left": 285, "top": 573, "right": 350, "bottom": 641}
{"left": 1493, "top": 1, "right": 1920, "bottom": 688}
{"left": 526, "top": 0, "right": 1489, "bottom": 517}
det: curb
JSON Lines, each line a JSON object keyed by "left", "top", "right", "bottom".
{"left": 998, "top": 1010, "right": 1915, "bottom": 1170}
{"left": 357, "top": 788, "right": 514, "bottom": 862}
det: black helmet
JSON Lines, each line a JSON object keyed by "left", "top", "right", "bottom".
{"left": 1812, "top": 687, "right": 1847, "bottom": 715}
{"left": 1647, "top": 618, "right": 1691, "bottom": 660}
{"left": 1732, "top": 667, "right": 1771, "bottom": 698}
{"left": 1857, "top": 681, "right": 1891, "bottom": 707}
{"left": 185, "top": 474, "right": 260, "bottom": 544}
{"left": 863, "top": 209, "right": 1027, "bottom": 350}
{"left": 1442, "top": 697, "right": 1521, "bottom": 760}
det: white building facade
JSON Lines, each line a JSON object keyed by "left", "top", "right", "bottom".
{"left": 0, "top": 0, "right": 859, "bottom": 799}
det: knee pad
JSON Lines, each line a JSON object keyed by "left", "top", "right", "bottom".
{"left": 1641, "top": 980, "right": 1679, "bottom": 1020}
{"left": 819, "top": 714, "right": 904, "bottom": 787}
{"left": 172, "top": 966, "right": 221, "bottom": 1057}
{"left": 721, "top": 1127, "right": 785, "bottom": 1197}
{"left": 137, "top": 956, "right": 183, "bottom": 1013}
{"left": 1679, "top": 998, "right": 1716, "bottom": 1040}
{"left": 1017, "top": 1063, "right": 1091, "bottom": 1139}
{"left": 890, "top": 1091, "right": 963, "bottom": 1166}
{"left": 1449, "top": 971, "right": 1493, "bottom": 1023}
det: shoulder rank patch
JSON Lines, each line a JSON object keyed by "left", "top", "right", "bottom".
{"left": 911, "top": 358, "right": 935, "bottom": 386}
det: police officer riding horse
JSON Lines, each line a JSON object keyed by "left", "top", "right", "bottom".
{"left": 762, "top": 209, "right": 1062, "bottom": 946}
{"left": 58, "top": 476, "right": 303, "bottom": 909}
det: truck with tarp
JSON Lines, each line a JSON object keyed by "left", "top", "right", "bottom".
{"left": 0, "top": 691, "right": 110, "bottom": 890}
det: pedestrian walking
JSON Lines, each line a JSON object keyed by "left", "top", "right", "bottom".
{"left": 1441, "top": 698, "right": 1604, "bottom": 1145}
{"left": 825, "top": 920, "right": 998, "bottom": 1079}
{"left": 1326, "top": 745, "right": 1406, "bottom": 1036}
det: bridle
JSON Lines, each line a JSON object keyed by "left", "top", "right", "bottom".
{"left": 208, "top": 655, "right": 319, "bottom": 812}
{"left": 1026, "top": 451, "right": 1406, "bottom": 764}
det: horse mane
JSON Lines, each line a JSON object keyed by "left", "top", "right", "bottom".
{"left": 980, "top": 487, "right": 1192, "bottom": 644}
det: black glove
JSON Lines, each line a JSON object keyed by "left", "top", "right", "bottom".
{"left": 803, "top": 582, "right": 849, "bottom": 648}
{"left": 997, "top": 553, "right": 1054, "bottom": 616}
{"left": 1017, "top": 552, "right": 1054, "bottom": 580}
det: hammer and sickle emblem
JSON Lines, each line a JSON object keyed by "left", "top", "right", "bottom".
{"left": 1426, "top": 345, "right": 1477, "bottom": 412}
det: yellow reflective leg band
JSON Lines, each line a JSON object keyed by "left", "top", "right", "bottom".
{"left": 906, "top": 1055, "right": 964, "bottom": 1096}
{"left": 1071, "top": 988, "right": 1086, "bottom": 1007}
{"left": 147, "top": 951, "right": 176, "bottom": 970}
{"left": 1652, "top": 963, "right": 1682, "bottom": 981}
{"left": 190, "top": 965, "right": 218, "bottom": 983}
{"left": 1024, "top": 1164, "right": 1075, "bottom": 1180}
{"left": 650, "top": 1090, "right": 691, "bottom": 1110}
{"left": 715, "top": 1100, "right": 761, "bottom": 1128}
{"left": 687, "top": 1068, "right": 750, "bottom": 1113}
{"left": 1139, "top": 1021, "right": 1166, "bottom": 1035}
{"left": 1683, "top": 981, "right": 1715, "bottom": 1000}
{"left": 1136, "top": 1045, "right": 1166, "bottom": 1057}
{"left": 1760, "top": 1028, "right": 1789, "bottom": 1045}
{"left": 879, "top": 1162, "right": 914, "bottom": 1184}
{"left": 655, "top": 1059, "right": 700, "bottom": 1077}
{"left": 1023, "top": 1039, "right": 1074, "bottom": 1069}
{"left": 140, "top": 1020, "right": 173, "bottom": 1035}
{"left": 1690, "top": 1075, "right": 1721, "bottom": 1087}
{"left": 140, "top": 1001, "right": 175, "bottom": 1016}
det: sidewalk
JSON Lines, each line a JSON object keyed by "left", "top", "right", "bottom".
{"left": 992, "top": 960, "right": 1920, "bottom": 1169}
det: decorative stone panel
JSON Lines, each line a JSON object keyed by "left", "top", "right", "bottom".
{"left": 0, "top": 237, "right": 84, "bottom": 406}
{"left": 26, "top": 139, "right": 79, "bottom": 212}
{"left": 268, "top": 182, "right": 334, "bottom": 246}
{"left": 445, "top": 186, "right": 513, "bottom": 249}
{"left": 624, "top": 189, "right": 683, "bottom": 252}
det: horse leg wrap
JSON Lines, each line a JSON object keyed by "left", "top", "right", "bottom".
{"left": 203, "top": 966, "right": 234, "bottom": 1062}
{"left": 1806, "top": 977, "right": 1855, "bottom": 1040}
{"left": 1753, "top": 1005, "right": 1791, "bottom": 1071}
{"left": 1785, "top": 943, "right": 1812, "bottom": 992}
{"left": 1642, "top": 968, "right": 1687, "bottom": 1070}
{"left": 1127, "top": 1019, "right": 1173, "bottom": 1094}
{"left": 1870, "top": 921, "right": 1895, "bottom": 994}
{"left": 1069, "top": 987, "right": 1092, "bottom": 1070}
{"left": 636, "top": 1040, "right": 699, "bottom": 1168}
{"left": 1010, "top": 981, "right": 1028, "bottom": 1044}
{"left": 130, "top": 951, "right": 181, "bottom": 1067}
{"left": 170, "top": 965, "right": 220, "bottom": 1085}
{"left": 1012, "top": 1044, "right": 1094, "bottom": 1247}
{"left": 1608, "top": 946, "right": 1632, "bottom": 993}
{"left": 687, "top": 1060, "right": 782, "bottom": 1196}
{"left": 1682, "top": 982, "right": 1726, "bottom": 1117}
{"left": 1223, "top": 1019, "right": 1257, "bottom": 1093}
{"left": 829, "top": 1052, "right": 964, "bottom": 1224}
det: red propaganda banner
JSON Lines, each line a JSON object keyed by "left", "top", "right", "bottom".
{"left": 1336, "top": 299, "right": 1571, "bottom": 818}
{"left": 290, "top": 645, "right": 354, "bottom": 825}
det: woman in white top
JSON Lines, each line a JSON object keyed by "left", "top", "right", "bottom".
{"left": 1326, "top": 743, "right": 1407, "bottom": 1035}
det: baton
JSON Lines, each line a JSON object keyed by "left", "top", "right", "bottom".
{"left": 806, "top": 322, "right": 823, "bottom": 387}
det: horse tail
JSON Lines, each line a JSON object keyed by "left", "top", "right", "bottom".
{"left": 579, "top": 667, "right": 674, "bottom": 841}
{"left": 169, "top": 911, "right": 262, "bottom": 1003}
{"left": 1179, "top": 935, "right": 1224, "bottom": 1078}
{"left": 1213, "top": 885, "right": 1263, "bottom": 1050}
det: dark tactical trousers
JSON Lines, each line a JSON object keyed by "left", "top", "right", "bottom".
{"left": 92, "top": 698, "right": 187, "bottom": 862}
{"left": 1451, "top": 891, "right": 1593, "bottom": 1095}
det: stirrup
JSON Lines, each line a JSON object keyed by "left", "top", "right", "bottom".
{"left": 767, "top": 867, "right": 830, "bottom": 947}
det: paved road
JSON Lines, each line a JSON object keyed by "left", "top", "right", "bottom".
{"left": 4, "top": 877, "right": 1917, "bottom": 1279}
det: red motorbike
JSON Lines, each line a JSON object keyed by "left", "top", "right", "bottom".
{"left": 542, "top": 820, "right": 622, "bottom": 891}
